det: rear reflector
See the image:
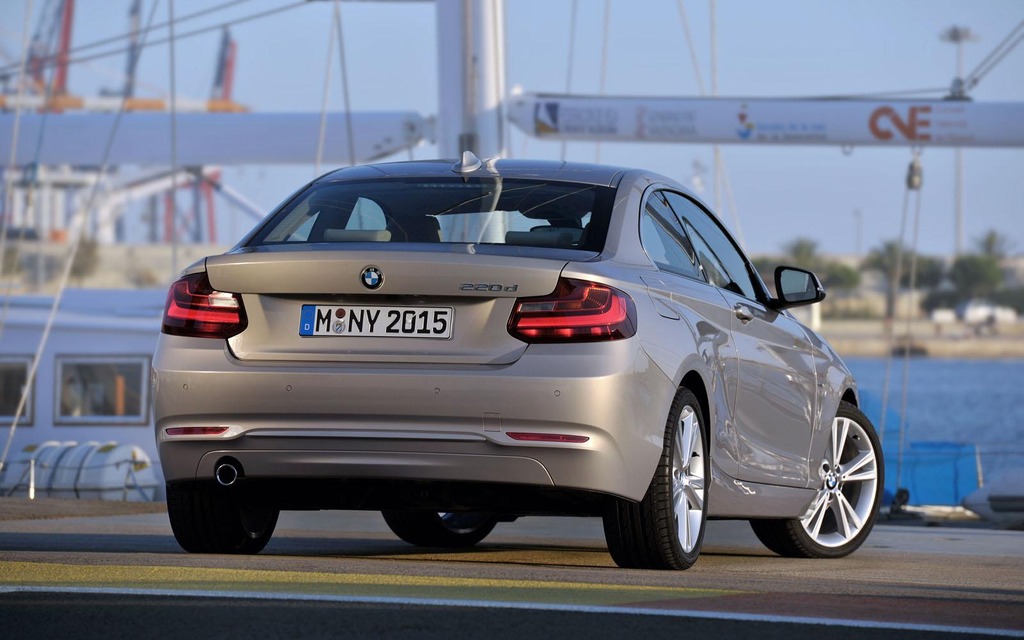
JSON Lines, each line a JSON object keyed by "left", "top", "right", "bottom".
{"left": 162, "top": 272, "right": 247, "bottom": 339}
{"left": 507, "top": 432, "right": 590, "bottom": 444}
{"left": 508, "top": 278, "right": 637, "bottom": 343}
{"left": 165, "top": 426, "right": 230, "bottom": 436}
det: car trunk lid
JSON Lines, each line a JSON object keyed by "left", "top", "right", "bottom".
{"left": 206, "top": 247, "right": 568, "bottom": 365}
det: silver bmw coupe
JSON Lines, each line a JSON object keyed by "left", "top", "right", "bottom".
{"left": 154, "top": 154, "right": 883, "bottom": 569}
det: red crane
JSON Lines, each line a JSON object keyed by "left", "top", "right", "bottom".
{"left": 164, "top": 27, "right": 239, "bottom": 244}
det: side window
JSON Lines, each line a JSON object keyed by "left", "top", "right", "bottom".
{"left": 665, "top": 192, "right": 760, "bottom": 300}
{"left": 640, "top": 192, "right": 703, "bottom": 281}
{"left": 682, "top": 220, "right": 732, "bottom": 290}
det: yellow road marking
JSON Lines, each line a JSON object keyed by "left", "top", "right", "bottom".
{"left": 0, "top": 561, "right": 738, "bottom": 605}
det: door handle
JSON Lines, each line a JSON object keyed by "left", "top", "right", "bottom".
{"left": 734, "top": 304, "right": 753, "bottom": 324}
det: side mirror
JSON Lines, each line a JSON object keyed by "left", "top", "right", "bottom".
{"left": 769, "top": 266, "right": 826, "bottom": 310}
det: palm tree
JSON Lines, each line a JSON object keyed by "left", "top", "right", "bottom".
{"left": 975, "top": 229, "right": 1013, "bottom": 260}
{"left": 781, "top": 238, "right": 822, "bottom": 271}
{"left": 863, "top": 240, "right": 907, "bottom": 319}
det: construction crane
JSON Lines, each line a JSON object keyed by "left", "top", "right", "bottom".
{"left": 161, "top": 27, "right": 241, "bottom": 245}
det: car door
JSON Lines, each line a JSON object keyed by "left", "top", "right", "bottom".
{"left": 638, "top": 191, "right": 739, "bottom": 477}
{"left": 665, "top": 192, "right": 819, "bottom": 488}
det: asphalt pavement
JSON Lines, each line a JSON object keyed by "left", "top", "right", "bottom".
{"left": 0, "top": 501, "right": 1021, "bottom": 638}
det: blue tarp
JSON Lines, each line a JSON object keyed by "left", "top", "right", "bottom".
{"left": 858, "top": 391, "right": 979, "bottom": 506}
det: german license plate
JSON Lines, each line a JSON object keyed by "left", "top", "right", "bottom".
{"left": 299, "top": 305, "right": 453, "bottom": 338}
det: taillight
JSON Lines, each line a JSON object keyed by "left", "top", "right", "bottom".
{"left": 508, "top": 278, "right": 637, "bottom": 343}
{"left": 161, "top": 272, "right": 247, "bottom": 339}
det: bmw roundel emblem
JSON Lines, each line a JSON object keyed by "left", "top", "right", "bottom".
{"left": 361, "top": 266, "right": 384, "bottom": 290}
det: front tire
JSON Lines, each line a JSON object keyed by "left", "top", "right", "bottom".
{"left": 750, "top": 400, "right": 883, "bottom": 558}
{"left": 603, "top": 386, "right": 709, "bottom": 570}
{"left": 166, "top": 483, "right": 279, "bottom": 554}
{"left": 382, "top": 511, "right": 498, "bottom": 548}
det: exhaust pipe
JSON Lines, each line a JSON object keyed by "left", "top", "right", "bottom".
{"left": 215, "top": 461, "right": 240, "bottom": 487}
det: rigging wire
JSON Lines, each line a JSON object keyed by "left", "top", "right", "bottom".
{"left": 0, "top": 0, "right": 258, "bottom": 76}
{"left": 673, "top": 0, "right": 745, "bottom": 247}
{"left": 0, "top": 1, "right": 307, "bottom": 76}
{"left": 0, "top": 0, "right": 62, "bottom": 342}
{"left": 877, "top": 156, "right": 918, "bottom": 450}
{"left": 168, "top": 0, "right": 179, "bottom": 276}
{"left": 313, "top": 2, "right": 337, "bottom": 177}
{"left": 674, "top": 0, "right": 705, "bottom": 95}
{"left": 559, "top": 0, "right": 578, "bottom": 162}
{"left": 794, "top": 87, "right": 950, "bottom": 100}
{"left": 594, "top": 0, "right": 611, "bottom": 164}
{"left": 896, "top": 153, "right": 924, "bottom": 491}
{"left": 718, "top": 160, "right": 746, "bottom": 250}
{"left": 0, "top": 0, "right": 164, "bottom": 473}
{"left": 332, "top": 0, "right": 356, "bottom": 166}
{"left": 964, "top": 19, "right": 1024, "bottom": 89}
{"left": 0, "top": 0, "right": 36, "bottom": 342}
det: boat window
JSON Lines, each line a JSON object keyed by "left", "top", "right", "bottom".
{"left": 0, "top": 358, "right": 32, "bottom": 425}
{"left": 55, "top": 356, "right": 150, "bottom": 425}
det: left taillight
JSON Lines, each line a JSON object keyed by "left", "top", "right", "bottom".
{"left": 508, "top": 277, "right": 637, "bottom": 343}
{"left": 161, "top": 272, "right": 247, "bottom": 339}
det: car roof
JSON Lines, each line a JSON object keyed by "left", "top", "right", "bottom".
{"left": 314, "top": 158, "right": 632, "bottom": 188}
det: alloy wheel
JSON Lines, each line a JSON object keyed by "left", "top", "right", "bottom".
{"left": 801, "top": 416, "right": 880, "bottom": 548}
{"left": 672, "top": 405, "right": 706, "bottom": 553}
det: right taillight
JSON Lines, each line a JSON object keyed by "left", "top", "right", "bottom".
{"left": 508, "top": 278, "right": 637, "bottom": 343}
{"left": 161, "top": 272, "right": 247, "bottom": 339}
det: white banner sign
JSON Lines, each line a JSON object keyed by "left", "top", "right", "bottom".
{"left": 508, "top": 93, "right": 1024, "bottom": 148}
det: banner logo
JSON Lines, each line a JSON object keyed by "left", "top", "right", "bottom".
{"left": 869, "top": 106, "right": 932, "bottom": 142}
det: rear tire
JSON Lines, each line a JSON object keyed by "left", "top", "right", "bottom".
{"left": 382, "top": 511, "right": 498, "bottom": 548}
{"left": 603, "top": 386, "right": 709, "bottom": 570}
{"left": 750, "top": 401, "right": 883, "bottom": 558}
{"left": 166, "top": 483, "right": 279, "bottom": 554}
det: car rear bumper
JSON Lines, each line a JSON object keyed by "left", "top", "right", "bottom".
{"left": 153, "top": 334, "right": 675, "bottom": 502}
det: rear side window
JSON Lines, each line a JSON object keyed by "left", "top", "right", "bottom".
{"left": 249, "top": 178, "right": 616, "bottom": 252}
{"left": 640, "top": 192, "right": 702, "bottom": 281}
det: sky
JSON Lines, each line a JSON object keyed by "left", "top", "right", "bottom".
{"left": 1, "top": 0, "right": 1022, "bottom": 259}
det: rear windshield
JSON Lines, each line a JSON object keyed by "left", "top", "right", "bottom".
{"left": 246, "top": 178, "right": 616, "bottom": 252}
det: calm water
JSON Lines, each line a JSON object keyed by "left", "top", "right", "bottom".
{"left": 845, "top": 357, "right": 1024, "bottom": 484}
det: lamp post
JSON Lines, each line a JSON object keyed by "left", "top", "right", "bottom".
{"left": 940, "top": 26, "right": 978, "bottom": 257}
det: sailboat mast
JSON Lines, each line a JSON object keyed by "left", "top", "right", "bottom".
{"left": 435, "top": 0, "right": 506, "bottom": 158}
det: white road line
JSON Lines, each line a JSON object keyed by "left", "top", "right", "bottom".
{"left": 1, "top": 585, "right": 1021, "bottom": 638}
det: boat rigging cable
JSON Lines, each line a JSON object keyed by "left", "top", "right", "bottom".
{"left": 314, "top": 0, "right": 356, "bottom": 174}
{"left": 593, "top": 0, "right": 611, "bottom": 165}
{"left": 963, "top": 19, "right": 1024, "bottom": 92}
{"left": 876, "top": 152, "right": 924, "bottom": 498}
{"left": 1, "top": 0, "right": 73, "bottom": 341}
{"left": 0, "top": 0, "right": 163, "bottom": 473}
{"left": 333, "top": 0, "right": 357, "bottom": 168}
{"left": 0, "top": 0, "right": 37, "bottom": 344}
{"left": 897, "top": 154, "right": 924, "bottom": 492}
{"left": 1, "top": 0, "right": 256, "bottom": 75}
{"left": 673, "top": 0, "right": 746, "bottom": 249}
{"left": 0, "top": 1, "right": 307, "bottom": 76}
{"left": 313, "top": 0, "right": 336, "bottom": 176}
{"left": 559, "top": 0, "right": 578, "bottom": 162}
{"left": 168, "top": 0, "right": 179, "bottom": 276}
